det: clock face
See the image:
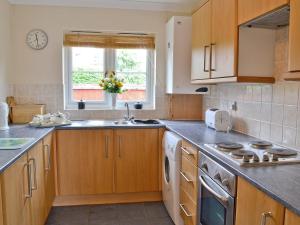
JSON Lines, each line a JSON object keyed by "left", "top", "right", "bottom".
{"left": 26, "top": 29, "right": 48, "bottom": 50}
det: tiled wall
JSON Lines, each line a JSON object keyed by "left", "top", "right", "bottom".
{"left": 203, "top": 27, "right": 300, "bottom": 149}
{"left": 9, "top": 83, "right": 171, "bottom": 120}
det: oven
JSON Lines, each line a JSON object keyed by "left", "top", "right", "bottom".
{"left": 198, "top": 154, "right": 236, "bottom": 225}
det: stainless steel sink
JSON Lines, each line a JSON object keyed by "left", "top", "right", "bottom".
{"left": 131, "top": 119, "right": 160, "bottom": 125}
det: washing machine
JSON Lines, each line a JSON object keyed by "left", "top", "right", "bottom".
{"left": 162, "top": 131, "right": 184, "bottom": 225}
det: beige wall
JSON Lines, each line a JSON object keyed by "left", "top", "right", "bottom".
{"left": 9, "top": 5, "right": 186, "bottom": 119}
{"left": 204, "top": 27, "right": 300, "bottom": 149}
{"left": 0, "top": 0, "right": 11, "bottom": 101}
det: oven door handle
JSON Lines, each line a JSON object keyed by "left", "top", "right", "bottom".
{"left": 199, "top": 175, "right": 229, "bottom": 204}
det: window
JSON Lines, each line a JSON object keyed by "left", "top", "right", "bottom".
{"left": 63, "top": 33, "right": 155, "bottom": 110}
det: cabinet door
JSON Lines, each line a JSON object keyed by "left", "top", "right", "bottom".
{"left": 235, "top": 177, "right": 285, "bottom": 225}
{"left": 210, "top": 0, "right": 237, "bottom": 78}
{"left": 114, "top": 129, "right": 159, "bottom": 193}
{"left": 28, "top": 141, "right": 46, "bottom": 225}
{"left": 238, "top": 0, "right": 289, "bottom": 25}
{"left": 57, "top": 129, "right": 114, "bottom": 195}
{"left": 191, "top": 1, "right": 211, "bottom": 81}
{"left": 43, "top": 132, "right": 55, "bottom": 217}
{"left": 285, "top": 209, "right": 300, "bottom": 225}
{"left": 288, "top": 0, "right": 300, "bottom": 72}
{"left": 1, "top": 154, "right": 32, "bottom": 225}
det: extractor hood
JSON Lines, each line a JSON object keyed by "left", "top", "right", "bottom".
{"left": 241, "top": 6, "right": 290, "bottom": 29}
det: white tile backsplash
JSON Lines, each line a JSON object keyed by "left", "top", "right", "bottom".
{"left": 283, "top": 105, "right": 297, "bottom": 128}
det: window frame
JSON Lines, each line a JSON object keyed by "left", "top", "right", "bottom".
{"left": 63, "top": 47, "right": 155, "bottom": 110}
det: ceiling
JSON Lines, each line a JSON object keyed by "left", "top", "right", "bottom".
{"left": 8, "top": 0, "right": 200, "bottom": 12}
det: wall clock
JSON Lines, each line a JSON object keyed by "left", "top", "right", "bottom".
{"left": 26, "top": 29, "right": 48, "bottom": 50}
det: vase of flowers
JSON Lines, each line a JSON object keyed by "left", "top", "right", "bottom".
{"left": 99, "top": 71, "right": 126, "bottom": 109}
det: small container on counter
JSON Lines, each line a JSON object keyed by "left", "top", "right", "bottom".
{"left": 78, "top": 100, "right": 85, "bottom": 110}
{"left": 134, "top": 102, "right": 143, "bottom": 110}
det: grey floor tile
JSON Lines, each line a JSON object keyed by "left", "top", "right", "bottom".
{"left": 144, "top": 202, "right": 169, "bottom": 219}
{"left": 45, "top": 202, "right": 174, "bottom": 225}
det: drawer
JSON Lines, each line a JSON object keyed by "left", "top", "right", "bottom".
{"left": 181, "top": 156, "right": 198, "bottom": 202}
{"left": 181, "top": 140, "right": 198, "bottom": 166}
{"left": 180, "top": 187, "right": 197, "bottom": 225}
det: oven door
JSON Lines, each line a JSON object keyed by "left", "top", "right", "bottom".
{"left": 198, "top": 170, "right": 234, "bottom": 225}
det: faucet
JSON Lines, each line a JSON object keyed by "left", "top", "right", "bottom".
{"left": 124, "top": 102, "right": 134, "bottom": 121}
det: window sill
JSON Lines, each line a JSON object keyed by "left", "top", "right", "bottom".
{"left": 64, "top": 105, "right": 155, "bottom": 111}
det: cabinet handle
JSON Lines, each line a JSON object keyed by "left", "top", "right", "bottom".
{"left": 24, "top": 163, "right": 32, "bottom": 198}
{"left": 204, "top": 45, "right": 210, "bottom": 72}
{"left": 118, "top": 136, "right": 122, "bottom": 158}
{"left": 105, "top": 136, "right": 109, "bottom": 158}
{"left": 181, "top": 147, "right": 194, "bottom": 157}
{"left": 179, "top": 204, "right": 192, "bottom": 217}
{"left": 29, "top": 158, "right": 37, "bottom": 190}
{"left": 44, "top": 144, "right": 51, "bottom": 171}
{"left": 261, "top": 212, "right": 272, "bottom": 225}
{"left": 210, "top": 43, "right": 216, "bottom": 72}
{"left": 180, "top": 171, "right": 192, "bottom": 183}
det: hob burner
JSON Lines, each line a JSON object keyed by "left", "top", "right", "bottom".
{"left": 216, "top": 142, "right": 243, "bottom": 151}
{"left": 230, "top": 150, "right": 255, "bottom": 158}
{"left": 266, "top": 148, "right": 298, "bottom": 157}
{"left": 250, "top": 141, "right": 273, "bottom": 149}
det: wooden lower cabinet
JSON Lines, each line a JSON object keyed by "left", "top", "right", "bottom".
{"left": 235, "top": 177, "right": 285, "bottom": 225}
{"left": 43, "top": 133, "right": 55, "bottom": 217}
{"left": 114, "top": 129, "right": 159, "bottom": 193}
{"left": 56, "top": 129, "right": 114, "bottom": 196}
{"left": 285, "top": 209, "right": 300, "bottom": 225}
{"left": 1, "top": 154, "right": 32, "bottom": 225}
{"left": 28, "top": 141, "right": 46, "bottom": 225}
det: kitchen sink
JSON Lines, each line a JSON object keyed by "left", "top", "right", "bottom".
{"left": 131, "top": 119, "right": 160, "bottom": 124}
{"left": 0, "top": 138, "right": 34, "bottom": 150}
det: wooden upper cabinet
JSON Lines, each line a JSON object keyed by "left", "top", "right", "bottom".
{"left": 238, "top": 0, "right": 289, "bottom": 25}
{"left": 114, "top": 129, "right": 159, "bottom": 193}
{"left": 28, "top": 141, "right": 46, "bottom": 225}
{"left": 235, "top": 177, "right": 285, "bottom": 225}
{"left": 1, "top": 154, "right": 32, "bottom": 225}
{"left": 288, "top": 0, "right": 300, "bottom": 73}
{"left": 43, "top": 133, "right": 55, "bottom": 217}
{"left": 211, "top": 0, "right": 237, "bottom": 78}
{"left": 285, "top": 209, "right": 300, "bottom": 225}
{"left": 191, "top": 1, "right": 211, "bottom": 80}
{"left": 56, "top": 129, "right": 114, "bottom": 196}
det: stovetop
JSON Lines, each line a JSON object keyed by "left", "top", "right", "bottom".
{"left": 204, "top": 141, "right": 300, "bottom": 167}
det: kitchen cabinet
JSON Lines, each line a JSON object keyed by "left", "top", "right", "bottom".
{"left": 238, "top": 0, "right": 289, "bottom": 25}
{"left": 1, "top": 154, "right": 32, "bottom": 225}
{"left": 210, "top": 0, "right": 237, "bottom": 78}
{"left": 43, "top": 133, "right": 55, "bottom": 218}
{"left": 285, "top": 209, "right": 300, "bottom": 225}
{"left": 28, "top": 141, "right": 46, "bottom": 225}
{"left": 0, "top": 180, "right": 3, "bottom": 225}
{"left": 179, "top": 140, "right": 198, "bottom": 225}
{"left": 288, "top": 0, "right": 300, "bottom": 73}
{"left": 56, "top": 129, "right": 114, "bottom": 196}
{"left": 191, "top": 1, "right": 211, "bottom": 81}
{"left": 114, "top": 129, "right": 159, "bottom": 193}
{"left": 235, "top": 177, "right": 285, "bottom": 225}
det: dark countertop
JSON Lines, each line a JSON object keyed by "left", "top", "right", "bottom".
{"left": 0, "top": 125, "right": 54, "bottom": 173}
{"left": 1, "top": 120, "right": 300, "bottom": 216}
{"left": 161, "top": 120, "right": 300, "bottom": 216}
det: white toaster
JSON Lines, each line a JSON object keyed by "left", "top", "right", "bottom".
{"left": 205, "top": 108, "right": 232, "bottom": 132}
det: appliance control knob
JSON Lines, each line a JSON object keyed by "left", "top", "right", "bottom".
{"left": 263, "top": 154, "right": 269, "bottom": 162}
{"left": 201, "top": 163, "right": 208, "bottom": 172}
{"left": 253, "top": 154, "right": 260, "bottom": 162}
{"left": 222, "top": 178, "right": 231, "bottom": 190}
{"left": 243, "top": 155, "right": 250, "bottom": 163}
{"left": 214, "top": 173, "right": 222, "bottom": 182}
{"left": 272, "top": 154, "right": 279, "bottom": 161}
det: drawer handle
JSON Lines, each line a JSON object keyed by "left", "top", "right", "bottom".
{"left": 180, "top": 171, "right": 192, "bottom": 183}
{"left": 179, "top": 204, "right": 192, "bottom": 217}
{"left": 261, "top": 212, "right": 272, "bottom": 225}
{"left": 181, "top": 147, "right": 194, "bottom": 157}
{"left": 24, "top": 163, "right": 32, "bottom": 198}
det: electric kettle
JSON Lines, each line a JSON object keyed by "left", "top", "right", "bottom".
{"left": 0, "top": 102, "right": 9, "bottom": 130}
